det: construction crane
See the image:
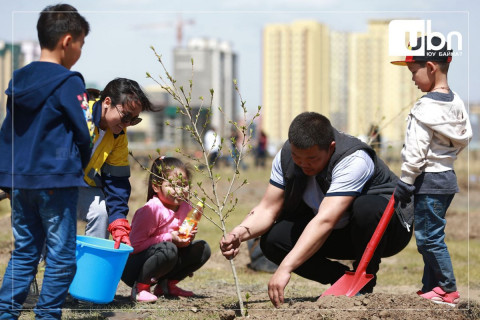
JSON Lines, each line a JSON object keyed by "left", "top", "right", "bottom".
{"left": 133, "top": 14, "right": 195, "bottom": 47}
{"left": 175, "top": 15, "right": 195, "bottom": 47}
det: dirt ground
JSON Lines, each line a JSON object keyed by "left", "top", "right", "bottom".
{"left": 54, "top": 247, "right": 480, "bottom": 320}
{"left": 1, "top": 176, "right": 479, "bottom": 319}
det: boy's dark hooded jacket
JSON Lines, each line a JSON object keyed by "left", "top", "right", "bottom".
{"left": 0, "top": 61, "right": 91, "bottom": 189}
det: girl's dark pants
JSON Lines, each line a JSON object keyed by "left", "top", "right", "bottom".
{"left": 121, "top": 240, "right": 211, "bottom": 287}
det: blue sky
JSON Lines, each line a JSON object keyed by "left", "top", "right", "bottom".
{"left": 1, "top": 0, "right": 478, "bottom": 111}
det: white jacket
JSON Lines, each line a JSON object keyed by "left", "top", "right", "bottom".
{"left": 400, "top": 91, "right": 473, "bottom": 185}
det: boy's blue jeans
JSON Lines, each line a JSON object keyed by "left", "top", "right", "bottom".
{"left": 414, "top": 194, "right": 457, "bottom": 293}
{"left": 0, "top": 188, "right": 78, "bottom": 320}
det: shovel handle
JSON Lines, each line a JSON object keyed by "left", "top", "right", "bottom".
{"left": 355, "top": 194, "right": 396, "bottom": 274}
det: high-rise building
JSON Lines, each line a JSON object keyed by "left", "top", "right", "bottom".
{"left": 347, "top": 20, "right": 419, "bottom": 151}
{"left": 173, "top": 38, "right": 238, "bottom": 146}
{"left": 263, "top": 21, "right": 330, "bottom": 147}
{"left": 329, "top": 30, "right": 349, "bottom": 132}
{"left": 1, "top": 42, "right": 21, "bottom": 122}
{"left": 0, "top": 41, "right": 40, "bottom": 121}
{"left": 262, "top": 20, "right": 418, "bottom": 152}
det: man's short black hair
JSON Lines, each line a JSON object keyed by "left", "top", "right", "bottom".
{"left": 37, "top": 4, "right": 90, "bottom": 50}
{"left": 288, "top": 112, "right": 335, "bottom": 150}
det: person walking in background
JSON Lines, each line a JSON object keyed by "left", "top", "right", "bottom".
{"left": 391, "top": 36, "right": 472, "bottom": 307}
{"left": 229, "top": 126, "right": 248, "bottom": 170}
{"left": 255, "top": 130, "right": 268, "bottom": 168}
{"left": 121, "top": 157, "right": 211, "bottom": 302}
{"left": 229, "top": 127, "right": 240, "bottom": 168}
{"left": 204, "top": 126, "right": 220, "bottom": 167}
{"left": 76, "top": 78, "right": 153, "bottom": 248}
{"left": 0, "top": 4, "right": 91, "bottom": 319}
{"left": 367, "top": 125, "right": 382, "bottom": 154}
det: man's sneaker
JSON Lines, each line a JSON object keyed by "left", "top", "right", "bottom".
{"left": 420, "top": 287, "right": 459, "bottom": 307}
{"left": 131, "top": 282, "right": 157, "bottom": 303}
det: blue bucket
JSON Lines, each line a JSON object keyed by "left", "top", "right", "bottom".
{"left": 69, "top": 235, "right": 133, "bottom": 304}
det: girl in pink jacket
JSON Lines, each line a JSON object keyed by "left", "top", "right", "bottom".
{"left": 121, "top": 156, "right": 211, "bottom": 302}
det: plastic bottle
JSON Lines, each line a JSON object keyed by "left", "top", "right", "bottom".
{"left": 178, "top": 201, "right": 204, "bottom": 243}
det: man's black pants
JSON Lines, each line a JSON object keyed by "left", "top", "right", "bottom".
{"left": 260, "top": 195, "right": 412, "bottom": 293}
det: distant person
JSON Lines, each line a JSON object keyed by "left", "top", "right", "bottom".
{"left": 76, "top": 78, "right": 153, "bottom": 248}
{"left": 229, "top": 126, "right": 247, "bottom": 170}
{"left": 204, "top": 126, "right": 220, "bottom": 167}
{"left": 255, "top": 130, "right": 268, "bottom": 168}
{"left": 122, "top": 157, "right": 211, "bottom": 302}
{"left": 229, "top": 127, "right": 240, "bottom": 168}
{"left": 391, "top": 36, "right": 472, "bottom": 306}
{"left": 0, "top": 4, "right": 91, "bottom": 319}
{"left": 368, "top": 125, "right": 382, "bottom": 154}
{"left": 220, "top": 112, "right": 413, "bottom": 307}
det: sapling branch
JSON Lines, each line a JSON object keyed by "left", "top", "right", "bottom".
{"left": 141, "top": 46, "right": 263, "bottom": 317}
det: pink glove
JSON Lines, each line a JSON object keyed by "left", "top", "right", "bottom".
{"left": 108, "top": 218, "right": 132, "bottom": 249}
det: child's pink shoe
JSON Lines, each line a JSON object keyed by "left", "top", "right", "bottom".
{"left": 131, "top": 282, "right": 158, "bottom": 303}
{"left": 135, "top": 290, "right": 158, "bottom": 302}
{"left": 420, "top": 287, "right": 459, "bottom": 307}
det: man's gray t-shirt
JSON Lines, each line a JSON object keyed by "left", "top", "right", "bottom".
{"left": 270, "top": 149, "right": 374, "bottom": 229}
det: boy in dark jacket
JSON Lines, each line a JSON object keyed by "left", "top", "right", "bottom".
{"left": 0, "top": 4, "right": 90, "bottom": 319}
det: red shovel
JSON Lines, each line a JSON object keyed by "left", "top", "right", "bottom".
{"left": 320, "top": 193, "right": 396, "bottom": 297}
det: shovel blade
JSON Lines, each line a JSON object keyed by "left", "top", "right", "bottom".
{"left": 320, "top": 271, "right": 374, "bottom": 297}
